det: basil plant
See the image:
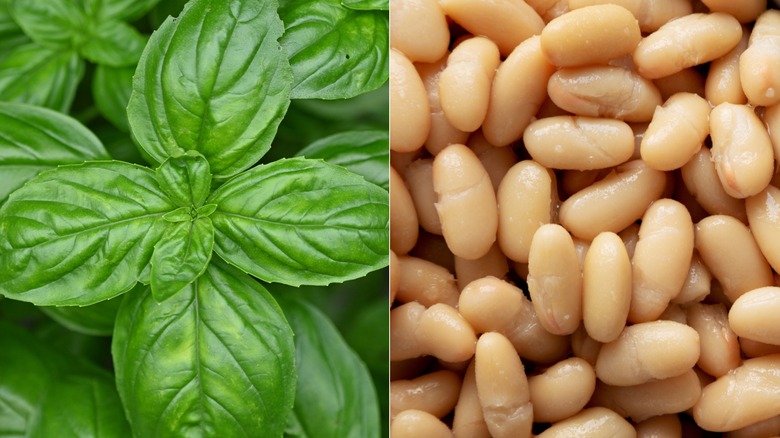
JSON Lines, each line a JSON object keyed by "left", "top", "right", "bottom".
{"left": 0, "top": 0, "right": 389, "bottom": 436}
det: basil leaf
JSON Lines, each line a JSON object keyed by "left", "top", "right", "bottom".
{"left": 209, "top": 157, "right": 389, "bottom": 286}
{"left": 39, "top": 295, "right": 123, "bottom": 336}
{"left": 0, "top": 2, "right": 29, "bottom": 61}
{"left": 275, "top": 295, "right": 380, "bottom": 438}
{"left": 0, "top": 42, "right": 84, "bottom": 112}
{"left": 93, "top": 0, "right": 162, "bottom": 22}
{"left": 113, "top": 260, "right": 296, "bottom": 435}
{"left": 0, "top": 161, "right": 176, "bottom": 305}
{"left": 127, "top": 0, "right": 293, "bottom": 179}
{"left": 0, "top": 321, "right": 130, "bottom": 437}
{"left": 296, "top": 130, "right": 389, "bottom": 190}
{"left": 150, "top": 217, "right": 214, "bottom": 302}
{"left": 341, "top": 0, "right": 388, "bottom": 11}
{"left": 156, "top": 151, "right": 212, "bottom": 208}
{"left": 79, "top": 20, "right": 147, "bottom": 67}
{"left": 279, "top": 0, "right": 388, "bottom": 99}
{"left": 9, "top": 0, "right": 86, "bottom": 46}
{"left": 0, "top": 102, "right": 109, "bottom": 205}
{"left": 92, "top": 64, "right": 133, "bottom": 132}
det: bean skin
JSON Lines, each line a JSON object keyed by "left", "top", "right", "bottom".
{"left": 390, "top": 49, "right": 430, "bottom": 152}
{"left": 582, "top": 232, "right": 631, "bottom": 343}
{"left": 729, "top": 287, "right": 780, "bottom": 346}
{"left": 391, "top": 409, "right": 454, "bottom": 438}
{"left": 390, "top": 0, "right": 450, "bottom": 63}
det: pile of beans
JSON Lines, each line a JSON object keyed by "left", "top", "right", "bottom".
{"left": 389, "top": 0, "right": 780, "bottom": 436}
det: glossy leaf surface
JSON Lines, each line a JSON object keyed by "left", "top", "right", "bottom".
{"left": 150, "top": 217, "right": 214, "bottom": 302}
{"left": 156, "top": 152, "right": 212, "bottom": 208}
{"left": 79, "top": 20, "right": 147, "bottom": 67}
{"left": 275, "top": 295, "right": 380, "bottom": 438}
{"left": 92, "top": 64, "right": 134, "bottom": 132}
{"left": 127, "top": 0, "right": 293, "bottom": 178}
{"left": 209, "top": 157, "right": 389, "bottom": 286}
{"left": 40, "top": 295, "right": 123, "bottom": 336}
{"left": 9, "top": 0, "right": 85, "bottom": 46}
{"left": 296, "top": 130, "right": 389, "bottom": 190}
{"left": 341, "top": 0, "right": 388, "bottom": 10}
{"left": 0, "top": 43, "right": 84, "bottom": 112}
{"left": 279, "top": 0, "right": 388, "bottom": 99}
{"left": 113, "top": 261, "right": 296, "bottom": 435}
{"left": 0, "top": 321, "right": 130, "bottom": 437}
{"left": 0, "top": 102, "right": 109, "bottom": 204}
{"left": 0, "top": 161, "right": 175, "bottom": 305}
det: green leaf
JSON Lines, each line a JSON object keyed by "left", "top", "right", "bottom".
{"left": 278, "top": 0, "right": 388, "bottom": 99}
{"left": 0, "top": 2, "right": 30, "bottom": 62}
{"left": 40, "top": 295, "right": 123, "bottom": 336}
{"left": 156, "top": 151, "right": 212, "bottom": 208}
{"left": 127, "top": 0, "right": 293, "bottom": 179}
{"left": 79, "top": 20, "right": 147, "bottom": 67}
{"left": 0, "top": 42, "right": 84, "bottom": 112}
{"left": 0, "top": 320, "right": 130, "bottom": 437}
{"left": 341, "top": 0, "right": 388, "bottom": 11}
{"left": 0, "top": 161, "right": 176, "bottom": 305}
{"left": 92, "top": 64, "right": 133, "bottom": 132}
{"left": 9, "top": 0, "right": 86, "bottom": 46}
{"left": 150, "top": 217, "right": 214, "bottom": 302}
{"left": 296, "top": 130, "right": 389, "bottom": 190}
{"left": 112, "top": 260, "right": 296, "bottom": 436}
{"left": 0, "top": 102, "right": 109, "bottom": 205}
{"left": 93, "top": 0, "right": 162, "bottom": 22}
{"left": 275, "top": 295, "right": 380, "bottom": 438}
{"left": 209, "top": 157, "right": 389, "bottom": 286}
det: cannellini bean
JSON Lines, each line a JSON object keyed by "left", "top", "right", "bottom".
{"left": 640, "top": 92, "right": 710, "bottom": 171}
{"left": 433, "top": 144, "right": 498, "bottom": 260}
{"left": 536, "top": 407, "right": 636, "bottom": 438}
{"left": 595, "top": 320, "right": 700, "bottom": 386}
{"left": 475, "top": 332, "right": 533, "bottom": 438}
{"left": 525, "top": 0, "right": 568, "bottom": 22}
{"left": 571, "top": 325, "right": 603, "bottom": 367}
{"left": 391, "top": 301, "right": 426, "bottom": 361}
{"left": 729, "top": 287, "right": 780, "bottom": 346}
{"left": 496, "top": 160, "right": 557, "bottom": 263}
{"left": 764, "top": 104, "right": 780, "bottom": 165}
{"left": 389, "top": 0, "right": 449, "bottom": 63}
{"left": 390, "top": 166, "right": 418, "bottom": 255}
{"left": 391, "top": 370, "right": 462, "bottom": 419}
{"left": 724, "top": 415, "right": 780, "bottom": 438}
{"left": 705, "top": 30, "right": 749, "bottom": 106}
{"left": 695, "top": 214, "right": 774, "bottom": 303}
{"left": 540, "top": 4, "right": 641, "bottom": 67}
{"left": 680, "top": 147, "right": 748, "bottom": 222}
{"left": 439, "top": 0, "right": 544, "bottom": 57}
{"left": 693, "top": 354, "right": 780, "bottom": 432}
{"left": 439, "top": 37, "right": 500, "bottom": 133}
{"left": 634, "top": 13, "right": 742, "bottom": 79}
{"left": 467, "top": 132, "right": 519, "bottom": 191}
{"left": 687, "top": 303, "right": 741, "bottom": 377}
{"left": 454, "top": 244, "right": 510, "bottom": 291}
{"left": 396, "top": 255, "right": 458, "bottom": 307}
{"left": 405, "top": 159, "right": 441, "bottom": 235}
{"left": 671, "top": 252, "right": 712, "bottom": 305}
{"left": 452, "top": 361, "right": 490, "bottom": 438}
{"left": 709, "top": 103, "right": 774, "bottom": 199}
{"left": 559, "top": 160, "right": 666, "bottom": 241}
{"left": 592, "top": 369, "right": 702, "bottom": 422}
{"left": 654, "top": 68, "right": 706, "bottom": 100}
{"left": 391, "top": 409, "right": 454, "bottom": 438}
{"left": 458, "top": 276, "right": 570, "bottom": 364}
{"left": 740, "top": 10, "right": 780, "bottom": 107}
{"left": 528, "top": 357, "right": 596, "bottom": 423}
{"left": 635, "top": 414, "right": 682, "bottom": 438}
{"left": 547, "top": 66, "right": 662, "bottom": 122}
{"left": 417, "top": 54, "right": 469, "bottom": 156}
{"left": 741, "top": 338, "right": 780, "bottom": 358}
{"left": 527, "top": 224, "right": 583, "bottom": 336}
{"left": 482, "top": 36, "right": 555, "bottom": 147}
{"left": 390, "top": 49, "right": 430, "bottom": 152}
{"left": 568, "top": 0, "right": 691, "bottom": 32}
{"left": 582, "top": 232, "right": 631, "bottom": 343}
{"left": 702, "top": 0, "right": 766, "bottom": 23}
{"left": 629, "top": 199, "right": 694, "bottom": 323}
{"left": 390, "top": 250, "right": 400, "bottom": 304}
{"left": 746, "top": 180, "right": 780, "bottom": 273}
{"left": 523, "top": 116, "right": 635, "bottom": 170}
{"left": 416, "top": 303, "right": 478, "bottom": 363}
